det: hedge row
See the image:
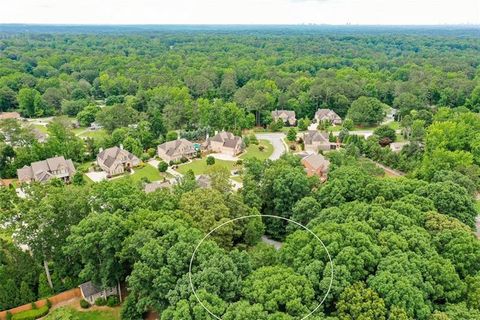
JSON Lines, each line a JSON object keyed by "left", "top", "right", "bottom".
{"left": 11, "top": 306, "right": 49, "bottom": 320}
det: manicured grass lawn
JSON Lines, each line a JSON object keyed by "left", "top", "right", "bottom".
{"left": 240, "top": 140, "right": 273, "bottom": 161}
{"left": 75, "top": 309, "right": 120, "bottom": 320}
{"left": 129, "top": 165, "right": 163, "bottom": 182}
{"left": 47, "top": 307, "right": 120, "bottom": 320}
{"left": 78, "top": 129, "right": 109, "bottom": 140}
{"left": 176, "top": 158, "right": 237, "bottom": 175}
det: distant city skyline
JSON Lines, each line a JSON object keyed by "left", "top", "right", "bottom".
{"left": 1, "top": 0, "right": 479, "bottom": 25}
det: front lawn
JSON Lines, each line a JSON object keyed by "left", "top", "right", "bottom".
{"left": 78, "top": 129, "right": 109, "bottom": 140}
{"left": 176, "top": 158, "right": 237, "bottom": 175}
{"left": 129, "top": 165, "right": 163, "bottom": 182}
{"left": 46, "top": 307, "right": 120, "bottom": 320}
{"left": 240, "top": 139, "right": 274, "bottom": 161}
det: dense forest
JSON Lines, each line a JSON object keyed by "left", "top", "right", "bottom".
{"left": 1, "top": 26, "right": 480, "bottom": 319}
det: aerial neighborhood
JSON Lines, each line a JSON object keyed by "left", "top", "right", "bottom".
{"left": 1, "top": 25, "right": 479, "bottom": 320}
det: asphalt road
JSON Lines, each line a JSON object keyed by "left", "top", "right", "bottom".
{"left": 255, "top": 133, "right": 287, "bottom": 160}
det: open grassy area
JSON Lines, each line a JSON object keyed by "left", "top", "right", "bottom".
{"left": 240, "top": 139, "right": 273, "bottom": 161}
{"left": 176, "top": 158, "right": 237, "bottom": 175}
{"left": 129, "top": 164, "right": 163, "bottom": 182}
{"left": 46, "top": 307, "right": 120, "bottom": 320}
{"left": 78, "top": 129, "right": 109, "bottom": 140}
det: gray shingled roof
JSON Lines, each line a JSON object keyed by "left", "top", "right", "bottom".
{"left": 17, "top": 156, "right": 76, "bottom": 183}
{"left": 79, "top": 281, "right": 102, "bottom": 298}
{"left": 303, "top": 131, "right": 329, "bottom": 145}
{"left": 302, "top": 153, "right": 330, "bottom": 170}
{"left": 158, "top": 139, "right": 195, "bottom": 157}
{"left": 315, "top": 109, "right": 341, "bottom": 120}
{"left": 97, "top": 146, "right": 139, "bottom": 169}
{"left": 196, "top": 175, "right": 211, "bottom": 188}
{"left": 144, "top": 180, "right": 172, "bottom": 193}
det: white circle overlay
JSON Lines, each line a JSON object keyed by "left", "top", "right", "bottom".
{"left": 188, "top": 214, "right": 334, "bottom": 320}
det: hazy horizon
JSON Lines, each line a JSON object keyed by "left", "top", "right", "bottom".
{"left": 2, "top": 0, "right": 479, "bottom": 25}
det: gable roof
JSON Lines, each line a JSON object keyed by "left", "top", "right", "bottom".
{"left": 158, "top": 139, "right": 195, "bottom": 157}
{"left": 17, "top": 156, "right": 76, "bottom": 183}
{"left": 303, "top": 131, "right": 330, "bottom": 145}
{"left": 97, "top": 146, "right": 139, "bottom": 169}
{"left": 196, "top": 175, "right": 211, "bottom": 188}
{"left": 315, "top": 109, "right": 341, "bottom": 121}
{"left": 79, "top": 281, "right": 102, "bottom": 298}
{"left": 144, "top": 180, "right": 172, "bottom": 193}
{"left": 209, "top": 131, "right": 243, "bottom": 149}
{"left": 302, "top": 153, "right": 330, "bottom": 171}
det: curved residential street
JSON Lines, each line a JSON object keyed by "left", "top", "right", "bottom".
{"left": 255, "top": 133, "right": 287, "bottom": 160}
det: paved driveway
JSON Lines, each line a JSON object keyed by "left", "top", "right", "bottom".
{"left": 255, "top": 133, "right": 287, "bottom": 160}
{"left": 85, "top": 171, "right": 108, "bottom": 182}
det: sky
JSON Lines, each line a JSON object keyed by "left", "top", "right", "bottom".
{"left": 1, "top": 0, "right": 479, "bottom": 25}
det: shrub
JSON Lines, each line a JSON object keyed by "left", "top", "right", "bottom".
{"left": 180, "top": 156, "right": 188, "bottom": 163}
{"left": 243, "top": 136, "right": 250, "bottom": 147}
{"left": 166, "top": 131, "right": 178, "bottom": 141}
{"left": 31, "top": 302, "right": 37, "bottom": 310}
{"left": 297, "top": 118, "right": 311, "bottom": 131}
{"left": 11, "top": 306, "right": 49, "bottom": 320}
{"left": 289, "top": 144, "right": 297, "bottom": 151}
{"left": 94, "top": 297, "right": 107, "bottom": 306}
{"left": 79, "top": 299, "right": 90, "bottom": 309}
{"left": 107, "top": 295, "right": 120, "bottom": 307}
{"left": 258, "top": 145, "right": 265, "bottom": 152}
{"left": 6, "top": 311, "right": 12, "bottom": 320}
{"left": 140, "top": 153, "right": 150, "bottom": 162}
{"left": 46, "top": 299, "right": 52, "bottom": 309}
{"left": 147, "top": 148, "right": 156, "bottom": 158}
{"left": 158, "top": 161, "right": 168, "bottom": 172}
{"left": 287, "top": 127, "right": 297, "bottom": 142}
{"left": 206, "top": 156, "right": 215, "bottom": 166}
{"left": 249, "top": 134, "right": 259, "bottom": 145}
{"left": 236, "top": 159, "right": 243, "bottom": 166}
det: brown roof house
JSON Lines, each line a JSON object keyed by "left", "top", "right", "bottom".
{"left": 314, "top": 109, "right": 342, "bottom": 125}
{"left": 144, "top": 180, "right": 172, "bottom": 193}
{"left": 157, "top": 139, "right": 196, "bottom": 163}
{"left": 79, "top": 281, "right": 119, "bottom": 305}
{"left": 97, "top": 146, "right": 141, "bottom": 177}
{"left": 303, "top": 130, "right": 336, "bottom": 152}
{"left": 271, "top": 110, "right": 296, "bottom": 126}
{"left": 301, "top": 153, "right": 330, "bottom": 181}
{"left": 17, "top": 156, "right": 76, "bottom": 183}
{"left": 196, "top": 175, "right": 212, "bottom": 189}
{"left": 205, "top": 131, "right": 244, "bottom": 156}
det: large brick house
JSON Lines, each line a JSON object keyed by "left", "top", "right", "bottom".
{"left": 205, "top": 131, "right": 244, "bottom": 156}
{"left": 157, "top": 139, "right": 196, "bottom": 163}
{"left": 271, "top": 110, "right": 296, "bottom": 126}
{"left": 301, "top": 153, "right": 330, "bottom": 181}
{"left": 17, "top": 156, "right": 76, "bottom": 184}
{"left": 314, "top": 109, "right": 342, "bottom": 125}
{"left": 303, "top": 131, "right": 336, "bottom": 152}
{"left": 97, "top": 146, "right": 140, "bottom": 177}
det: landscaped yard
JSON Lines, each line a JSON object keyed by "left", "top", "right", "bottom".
{"left": 78, "top": 129, "right": 109, "bottom": 140}
{"left": 240, "top": 139, "right": 273, "bottom": 161}
{"left": 176, "top": 158, "right": 238, "bottom": 175}
{"left": 129, "top": 164, "right": 164, "bottom": 182}
{"left": 46, "top": 307, "right": 120, "bottom": 320}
